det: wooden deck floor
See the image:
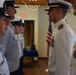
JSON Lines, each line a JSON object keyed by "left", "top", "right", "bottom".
{"left": 23, "top": 58, "right": 48, "bottom": 75}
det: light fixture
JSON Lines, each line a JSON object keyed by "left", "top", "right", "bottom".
{"left": 21, "top": 0, "right": 40, "bottom": 11}
{"left": 29, "top": 0, "right": 38, "bottom": 2}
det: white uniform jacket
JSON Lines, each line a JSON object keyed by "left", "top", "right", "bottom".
{"left": 14, "top": 34, "right": 23, "bottom": 58}
{"left": 48, "top": 19, "right": 76, "bottom": 75}
{"left": 19, "top": 34, "right": 24, "bottom": 58}
{"left": 1, "top": 24, "right": 19, "bottom": 73}
{"left": 0, "top": 46, "right": 9, "bottom": 75}
{"left": 71, "top": 48, "right": 76, "bottom": 75}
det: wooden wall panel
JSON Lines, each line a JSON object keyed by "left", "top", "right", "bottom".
{"left": 15, "top": 0, "right": 47, "bottom": 5}
{"left": 15, "top": 0, "right": 71, "bottom": 5}
{"left": 64, "top": 0, "right": 71, "bottom": 2}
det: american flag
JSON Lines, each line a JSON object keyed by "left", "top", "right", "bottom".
{"left": 46, "top": 22, "right": 52, "bottom": 45}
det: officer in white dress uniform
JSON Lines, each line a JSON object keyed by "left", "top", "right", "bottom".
{"left": 45, "top": 0, "right": 76, "bottom": 75}
{"left": 0, "top": 0, "right": 10, "bottom": 75}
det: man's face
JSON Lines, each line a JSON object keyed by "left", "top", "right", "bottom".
{"left": 47, "top": 8, "right": 59, "bottom": 23}
{"left": 19, "top": 26, "right": 25, "bottom": 34}
{"left": 6, "top": 6, "right": 17, "bottom": 20}
{"left": 70, "top": 0, "right": 76, "bottom": 15}
{"left": 14, "top": 25, "right": 20, "bottom": 34}
{"left": 4, "top": 18, "right": 10, "bottom": 31}
{"left": 0, "top": 17, "right": 9, "bottom": 36}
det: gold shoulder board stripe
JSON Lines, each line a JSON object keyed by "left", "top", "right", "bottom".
{"left": 50, "top": 5, "right": 59, "bottom": 8}
{"left": 58, "top": 24, "right": 64, "bottom": 30}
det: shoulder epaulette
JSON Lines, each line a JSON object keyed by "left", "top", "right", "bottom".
{"left": 58, "top": 24, "right": 64, "bottom": 30}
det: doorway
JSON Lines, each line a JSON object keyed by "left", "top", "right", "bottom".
{"left": 24, "top": 20, "right": 34, "bottom": 48}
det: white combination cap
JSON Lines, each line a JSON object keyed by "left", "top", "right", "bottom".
{"left": 0, "top": 0, "right": 4, "bottom": 8}
{"left": 11, "top": 17, "right": 22, "bottom": 22}
{"left": 45, "top": 0, "right": 72, "bottom": 11}
{"left": 11, "top": 17, "right": 22, "bottom": 26}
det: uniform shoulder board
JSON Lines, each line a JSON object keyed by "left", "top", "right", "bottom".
{"left": 58, "top": 24, "right": 64, "bottom": 30}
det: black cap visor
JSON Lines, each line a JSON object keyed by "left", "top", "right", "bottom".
{"left": 0, "top": 8, "right": 6, "bottom": 17}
